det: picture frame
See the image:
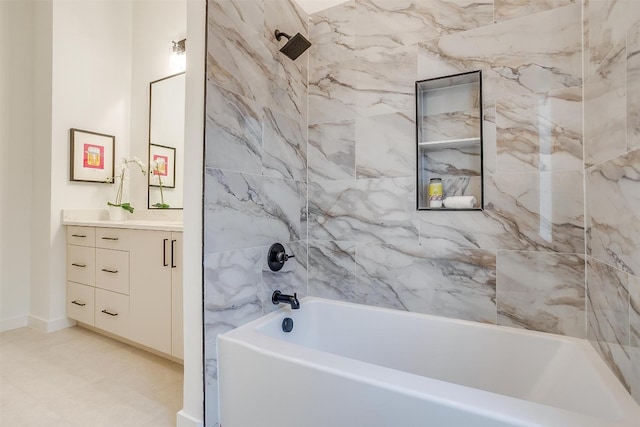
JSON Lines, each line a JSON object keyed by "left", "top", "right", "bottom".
{"left": 69, "top": 128, "right": 115, "bottom": 183}
{"left": 149, "top": 144, "right": 176, "bottom": 188}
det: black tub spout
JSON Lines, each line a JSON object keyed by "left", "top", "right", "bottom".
{"left": 272, "top": 290, "right": 300, "bottom": 309}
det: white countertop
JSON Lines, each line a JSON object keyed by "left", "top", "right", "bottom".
{"left": 62, "top": 209, "right": 183, "bottom": 232}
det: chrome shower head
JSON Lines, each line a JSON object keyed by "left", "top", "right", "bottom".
{"left": 274, "top": 29, "right": 311, "bottom": 61}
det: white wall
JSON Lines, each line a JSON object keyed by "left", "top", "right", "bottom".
{"left": 130, "top": 0, "right": 186, "bottom": 212}
{"left": 45, "top": 0, "right": 134, "bottom": 327}
{"left": 29, "top": 0, "right": 55, "bottom": 328}
{"left": 0, "top": 0, "right": 34, "bottom": 331}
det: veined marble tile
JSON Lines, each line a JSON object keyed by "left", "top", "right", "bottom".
{"left": 204, "top": 168, "right": 302, "bottom": 253}
{"left": 496, "top": 251, "right": 586, "bottom": 338}
{"left": 422, "top": 109, "right": 481, "bottom": 142}
{"left": 584, "top": 41, "right": 627, "bottom": 167}
{"left": 308, "top": 60, "right": 359, "bottom": 125}
{"left": 355, "top": 242, "right": 496, "bottom": 323}
{"left": 207, "top": 8, "right": 273, "bottom": 106}
{"left": 631, "top": 274, "right": 640, "bottom": 347}
{"left": 587, "top": 257, "right": 630, "bottom": 346}
{"left": 417, "top": 209, "right": 517, "bottom": 250}
{"left": 483, "top": 100, "right": 497, "bottom": 173}
{"left": 262, "top": 108, "right": 307, "bottom": 182}
{"left": 354, "top": 0, "right": 493, "bottom": 56}
{"left": 587, "top": 0, "right": 638, "bottom": 73}
{"left": 299, "top": 181, "right": 308, "bottom": 240}
{"left": 497, "top": 87, "right": 583, "bottom": 172}
{"left": 309, "top": 1, "right": 357, "bottom": 68}
{"left": 486, "top": 171, "right": 585, "bottom": 253}
{"left": 418, "top": 4, "right": 582, "bottom": 100}
{"left": 588, "top": 338, "right": 633, "bottom": 392}
{"left": 270, "top": 56, "right": 308, "bottom": 123}
{"left": 209, "top": 0, "right": 265, "bottom": 36}
{"left": 353, "top": 45, "right": 417, "bottom": 117}
{"left": 420, "top": 145, "right": 481, "bottom": 177}
{"left": 203, "top": 248, "right": 263, "bottom": 310}
{"left": 308, "top": 177, "right": 418, "bottom": 245}
{"left": 628, "top": 22, "right": 640, "bottom": 151}
{"left": 264, "top": 0, "right": 308, "bottom": 52}
{"left": 587, "top": 149, "right": 640, "bottom": 275}
{"left": 205, "top": 82, "right": 263, "bottom": 174}
{"left": 308, "top": 120, "right": 356, "bottom": 181}
{"left": 494, "top": 0, "right": 576, "bottom": 23}
{"left": 631, "top": 345, "right": 640, "bottom": 403}
{"left": 262, "top": 241, "right": 308, "bottom": 314}
{"left": 204, "top": 301, "right": 263, "bottom": 379}
{"left": 355, "top": 112, "right": 415, "bottom": 178}
{"left": 308, "top": 240, "right": 358, "bottom": 303}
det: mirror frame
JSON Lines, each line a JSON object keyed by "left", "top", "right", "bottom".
{"left": 147, "top": 72, "right": 185, "bottom": 210}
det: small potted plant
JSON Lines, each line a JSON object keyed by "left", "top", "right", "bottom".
{"left": 107, "top": 157, "right": 146, "bottom": 220}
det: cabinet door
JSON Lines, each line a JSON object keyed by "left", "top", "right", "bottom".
{"left": 171, "top": 232, "right": 183, "bottom": 359}
{"left": 129, "top": 230, "right": 172, "bottom": 354}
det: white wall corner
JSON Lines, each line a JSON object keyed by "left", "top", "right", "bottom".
{"left": 177, "top": 410, "right": 204, "bottom": 427}
{"left": 1, "top": 315, "right": 29, "bottom": 333}
{"left": 27, "top": 315, "right": 75, "bottom": 333}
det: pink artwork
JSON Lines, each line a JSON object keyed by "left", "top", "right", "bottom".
{"left": 153, "top": 154, "right": 169, "bottom": 176}
{"left": 83, "top": 143, "right": 104, "bottom": 169}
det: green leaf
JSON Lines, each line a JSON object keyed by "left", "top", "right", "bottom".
{"left": 120, "top": 202, "right": 134, "bottom": 213}
{"left": 152, "top": 203, "right": 171, "bottom": 209}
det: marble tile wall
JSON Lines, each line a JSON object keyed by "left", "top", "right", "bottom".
{"left": 307, "top": 0, "right": 586, "bottom": 336}
{"left": 203, "top": 0, "right": 640, "bottom": 421}
{"left": 584, "top": 0, "right": 640, "bottom": 404}
{"left": 203, "top": 0, "right": 309, "bottom": 425}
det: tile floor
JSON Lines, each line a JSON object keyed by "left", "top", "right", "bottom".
{"left": 0, "top": 326, "right": 183, "bottom": 427}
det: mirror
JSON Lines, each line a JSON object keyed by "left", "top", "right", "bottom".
{"left": 148, "top": 72, "right": 185, "bottom": 209}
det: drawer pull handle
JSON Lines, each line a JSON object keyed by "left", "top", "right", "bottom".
{"left": 101, "top": 309, "right": 118, "bottom": 317}
{"left": 101, "top": 237, "right": 119, "bottom": 241}
{"left": 71, "top": 234, "right": 87, "bottom": 238}
{"left": 101, "top": 268, "right": 118, "bottom": 274}
{"left": 71, "top": 300, "right": 86, "bottom": 307}
{"left": 71, "top": 263, "right": 86, "bottom": 268}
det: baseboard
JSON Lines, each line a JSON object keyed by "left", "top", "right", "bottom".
{"left": 177, "top": 410, "right": 204, "bottom": 427}
{"left": 0, "top": 315, "right": 28, "bottom": 332}
{"left": 27, "top": 315, "right": 76, "bottom": 333}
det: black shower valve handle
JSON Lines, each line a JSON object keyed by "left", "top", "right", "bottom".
{"left": 268, "top": 243, "right": 295, "bottom": 272}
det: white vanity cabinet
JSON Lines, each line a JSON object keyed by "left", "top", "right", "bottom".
{"left": 65, "top": 224, "right": 183, "bottom": 360}
{"left": 129, "top": 230, "right": 182, "bottom": 356}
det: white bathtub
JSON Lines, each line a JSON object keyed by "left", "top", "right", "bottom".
{"left": 217, "top": 297, "right": 640, "bottom": 427}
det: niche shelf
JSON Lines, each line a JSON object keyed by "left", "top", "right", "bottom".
{"left": 416, "top": 70, "right": 484, "bottom": 211}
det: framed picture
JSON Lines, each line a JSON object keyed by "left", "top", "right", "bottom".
{"left": 70, "top": 128, "right": 115, "bottom": 183}
{"left": 149, "top": 144, "right": 176, "bottom": 188}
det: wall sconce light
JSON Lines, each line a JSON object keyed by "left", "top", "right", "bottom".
{"left": 170, "top": 38, "right": 186, "bottom": 72}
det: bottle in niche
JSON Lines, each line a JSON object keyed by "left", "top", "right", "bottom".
{"left": 428, "top": 178, "right": 443, "bottom": 208}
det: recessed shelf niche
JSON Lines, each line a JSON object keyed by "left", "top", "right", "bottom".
{"left": 416, "top": 70, "right": 484, "bottom": 211}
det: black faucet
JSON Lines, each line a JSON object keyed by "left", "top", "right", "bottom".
{"left": 272, "top": 290, "right": 300, "bottom": 309}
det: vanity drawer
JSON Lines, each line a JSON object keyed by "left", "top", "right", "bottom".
{"left": 95, "top": 288, "right": 130, "bottom": 338}
{"left": 66, "top": 226, "right": 95, "bottom": 247}
{"left": 66, "top": 282, "right": 95, "bottom": 326}
{"left": 96, "top": 228, "right": 132, "bottom": 250}
{"left": 95, "top": 249, "right": 130, "bottom": 295}
{"left": 67, "top": 245, "right": 95, "bottom": 286}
